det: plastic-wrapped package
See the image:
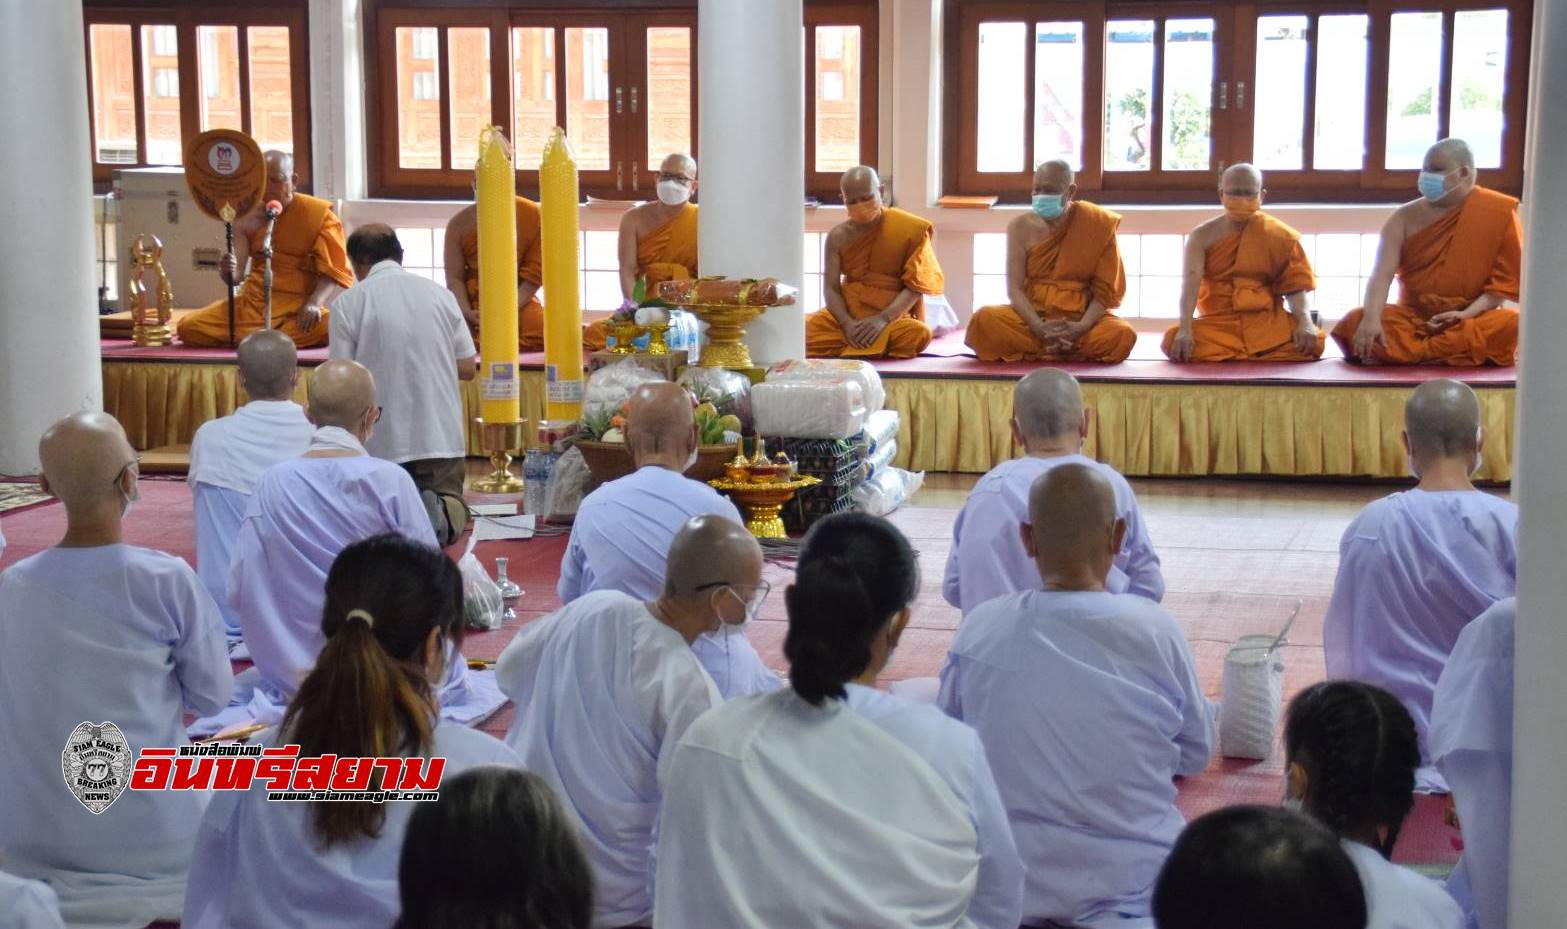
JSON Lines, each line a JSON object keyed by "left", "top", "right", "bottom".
{"left": 852, "top": 467, "right": 924, "bottom": 517}
{"left": 751, "top": 379, "right": 866, "bottom": 439}
{"left": 765, "top": 358, "right": 885, "bottom": 414}
{"left": 859, "top": 409, "right": 901, "bottom": 456}
{"left": 458, "top": 551, "right": 504, "bottom": 631}
{"left": 657, "top": 276, "right": 797, "bottom": 306}
{"left": 584, "top": 358, "right": 668, "bottom": 418}
{"left": 677, "top": 366, "right": 752, "bottom": 427}
{"left": 543, "top": 446, "right": 590, "bottom": 523}
{"left": 864, "top": 439, "right": 898, "bottom": 481}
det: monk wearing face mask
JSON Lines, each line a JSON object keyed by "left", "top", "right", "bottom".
{"left": 1164, "top": 163, "right": 1323, "bottom": 362}
{"left": 966, "top": 160, "right": 1135, "bottom": 363}
{"left": 805, "top": 166, "right": 944, "bottom": 359}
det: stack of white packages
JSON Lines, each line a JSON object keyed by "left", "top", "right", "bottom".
{"left": 859, "top": 409, "right": 901, "bottom": 479}
{"left": 752, "top": 359, "right": 885, "bottom": 440}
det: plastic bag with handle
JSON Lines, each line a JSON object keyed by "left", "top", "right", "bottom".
{"left": 458, "top": 549, "right": 504, "bottom": 631}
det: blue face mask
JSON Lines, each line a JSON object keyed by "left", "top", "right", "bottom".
{"left": 1031, "top": 193, "right": 1066, "bottom": 220}
{"left": 1418, "top": 170, "right": 1451, "bottom": 202}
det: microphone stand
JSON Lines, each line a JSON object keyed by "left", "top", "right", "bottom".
{"left": 261, "top": 210, "right": 277, "bottom": 330}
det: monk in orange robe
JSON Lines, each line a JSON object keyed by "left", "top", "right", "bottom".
{"left": 1164, "top": 164, "right": 1323, "bottom": 362}
{"left": 805, "top": 166, "right": 943, "bottom": 359}
{"left": 178, "top": 151, "right": 353, "bottom": 349}
{"left": 967, "top": 160, "right": 1134, "bottom": 363}
{"left": 443, "top": 195, "right": 545, "bottom": 351}
{"left": 1334, "top": 139, "right": 1521, "bottom": 366}
{"left": 585, "top": 153, "right": 701, "bottom": 351}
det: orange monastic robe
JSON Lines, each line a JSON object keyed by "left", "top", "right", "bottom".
{"left": 583, "top": 203, "right": 700, "bottom": 352}
{"left": 805, "top": 207, "right": 943, "bottom": 359}
{"left": 1332, "top": 187, "right": 1521, "bottom": 366}
{"left": 461, "top": 196, "right": 546, "bottom": 352}
{"left": 1161, "top": 212, "right": 1324, "bottom": 362}
{"left": 965, "top": 202, "right": 1134, "bottom": 363}
{"left": 177, "top": 194, "right": 354, "bottom": 349}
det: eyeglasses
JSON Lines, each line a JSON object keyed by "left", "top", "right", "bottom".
{"left": 658, "top": 172, "right": 694, "bottom": 184}
{"left": 112, "top": 455, "right": 142, "bottom": 487}
{"left": 694, "top": 579, "right": 772, "bottom": 613}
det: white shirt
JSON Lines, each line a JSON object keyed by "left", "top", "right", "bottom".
{"left": 189, "top": 400, "right": 314, "bottom": 637}
{"left": 655, "top": 687, "right": 1013, "bottom": 929}
{"left": 1340, "top": 839, "right": 1464, "bottom": 929}
{"left": 182, "top": 722, "right": 520, "bottom": 929}
{"left": 939, "top": 589, "right": 1216, "bottom": 927}
{"left": 559, "top": 465, "right": 784, "bottom": 699}
{"left": 0, "top": 544, "right": 233, "bottom": 929}
{"left": 329, "top": 260, "right": 475, "bottom": 463}
{"left": 497, "top": 590, "right": 721, "bottom": 927}
{"left": 0, "top": 871, "right": 64, "bottom": 929}
{"left": 943, "top": 454, "right": 1165, "bottom": 614}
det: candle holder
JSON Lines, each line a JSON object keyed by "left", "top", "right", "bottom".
{"left": 127, "top": 233, "right": 174, "bottom": 347}
{"left": 472, "top": 418, "right": 527, "bottom": 494}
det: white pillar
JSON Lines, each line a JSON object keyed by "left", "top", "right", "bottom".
{"left": 0, "top": 1, "right": 101, "bottom": 474}
{"left": 697, "top": 0, "right": 805, "bottom": 365}
{"left": 1509, "top": 0, "right": 1567, "bottom": 924}
{"left": 309, "top": 0, "right": 367, "bottom": 202}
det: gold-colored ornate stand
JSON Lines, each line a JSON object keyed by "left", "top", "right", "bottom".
{"left": 708, "top": 475, "right": 821, "bottom": 539}
{"left": 686, "top": 304, "right": 766, "bottom": 368}
{"left": 472, "top": 418, "right": 526, "bottom": 493}
{"left": 128, "top": 233, "right": 174, "bottom": 347}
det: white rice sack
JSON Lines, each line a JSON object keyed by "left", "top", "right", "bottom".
{"left": 583, "top": 358, "right": 668, "bottom": 418}
{"left": 859, "top": 409, "right": 901, "bottom": 455}
{"left": 852, "top": 467, "right": 924, "bottom": 517}
{"left": 751, "top": 379, "right": 867, "bottom": 439}
{"left": 864, "top": 439, "right": 898, "bottom": 480}
{"left": 765, "top": 358, "right": 885, "bottom": 414}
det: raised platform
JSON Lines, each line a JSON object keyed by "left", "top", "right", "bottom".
{"left": 100, "top": 330, "right": 1517, "bottom": 480}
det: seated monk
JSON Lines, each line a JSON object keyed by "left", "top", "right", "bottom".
{"left": 1165, "top": 163, "right": 1323, "bottom": 362}
{"left": 966, "top": 160, "right": 1135, "bottom": 363}
{"left": 1333, "top": 138, "right": 1521, "bottom": 366}
{"left": 443, "top": 193, "right": 546, "bottom": 351}
{"left": 177, "top": 151, "right": 353, "bottom": 349}
{"left": 585, "top": 153, "right": 701, "bottom": 351}
{"left": 806, "top": 166, "right": 943, "bottom": 359}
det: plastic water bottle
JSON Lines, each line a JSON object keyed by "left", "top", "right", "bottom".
{"left": 523, "top": 448, "right": 545, "bottom": 515}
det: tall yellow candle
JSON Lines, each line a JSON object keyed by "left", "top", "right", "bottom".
{"left": 539, "top": 127, "right": 584, "bottom": 423}
{"left": 476, "top": 126, "right": 520, "bottom": 425}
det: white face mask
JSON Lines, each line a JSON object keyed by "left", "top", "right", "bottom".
{"left": 657, "top": 179, "right": 691, "bottom": 206}
{"left": 1283, "top": 795, "right": 1304, "bottom": 814}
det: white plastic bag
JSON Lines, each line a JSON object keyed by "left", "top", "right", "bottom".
{"left": 859, "top": 409, "right": 901, "bottom": 456}
{"left": 852, "top": 467, "right": 924, "bottom": 517}
{"left": 765, "top": 358, "right": 885, "bottom": 413}
{"left": 459, "top": 551, "right": 504, "bottom": 631}
{"left": 584, "top": 359, "right": 668, "bottom": 419}
{"left": 864, "top": 439, "right": 898, "bottom": 481}
{"left": 751, "top": 379, "right": 867, "bottom": 439}
{"left": 543, "top": 446, "right": 590, "bottom": 522}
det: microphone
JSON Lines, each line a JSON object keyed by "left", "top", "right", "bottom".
{"left": 264, "top": 200, "right": 282, "bottom": 219}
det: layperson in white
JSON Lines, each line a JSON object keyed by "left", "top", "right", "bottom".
{"left": 944, "top": 369, "right": 1163, "bottom": 615}
{"left": 0, "top": 413, "right": 232, "bottom": 929}
{"left": 188, "top": 330, "right": 313, "bottom": 644}
{"left": 558, "top": 381, "right": 781, "bottom": 698}
{"left": 499, "top": 515, "right": 762, "bottom": 927}
{"left": 1431, "top": 597, "right": 1516, "bottom": 929}
{"left": 1323, "top": 379, "right": 1516, "bottom": 790}
{"left": 199, "top": 360, "right": 501, "bottom": 735}
{"left": 939, "top": 463, "right": 1215, "bottom": 929}
{"left": 329, "top": 224, "right": 477, "bottom": 545}
{"left": 656, "top": 513, "right": 1023, "bottom": 929}
{"left": 1283, "top": 680, "right": 1464, "bottom": 929}
{"left": 0, "top": 871, "right": 65, "bottom": 929}
{"left": 183, "top": 535, "right": 521, "bottom": 929}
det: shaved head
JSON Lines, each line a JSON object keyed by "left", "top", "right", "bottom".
{"left": 306, "top": 359, "right": 376, "bottom": 430}
{"left": 38, "top": 412, "right": 137, "bottom": 514}
{"left": 264, "top": 150, "right": 294, "bottom": 177}
{"left": 625, "top": 382, "right": 697, "bottom": 468}
{"left": 841, "top": 165, "right": 881, "bottom": 199}
{"left": 1013, "top": 368, "right": 1085, "bottom": 443}
{"left": 660, "top": 153, "right": 697, "bottom": 180}
{"left": 1034, "top": 159, "right": 1075, "bottom": 190}
{"left": 237, "top": 329, "right": 298, "bottom": 401}
{"left": 1425, "top": 138, "right": 1475, "bottom": 172}
{"left": 665, "top": 514, "right": 764, "bottom": 597}
{"left": 263, "top": 149, "right": 297, "bottom": 209}
{"left": 1220, "top": 162, "right": 1263, "bottom": 195}
{"left": 1027, "top": 463, "right": 1121, "bottom": 577}
{"left": 1405, "top": 378, "right": 1481, "bottom": 459}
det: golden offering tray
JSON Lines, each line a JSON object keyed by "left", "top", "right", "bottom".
{"left": 658, "top": 276, "right": 797, "bottom": 370}
{"left": 608, "top": 319, "right": 673, "bottom": 356}
{"left": 684, "top": 304, "right": 766, "bottom": 368}
{"left": 708, "top": 475, "right": 820, "bottom": 539}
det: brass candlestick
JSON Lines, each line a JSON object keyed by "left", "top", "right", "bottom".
{"left": 127, "top": 233, "right": 174, "bottom": 346}
{"left": 472, "top": 418, "right": 526, "bottom": 494}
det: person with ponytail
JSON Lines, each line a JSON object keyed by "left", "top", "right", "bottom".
{"left": 395, "top": 767, "right": 593, "bottom": 929}
{"left": 654, "top": 512, "right": 1022, "bottom": 929}
{"left": 1283, "top": 680, "right": 1464, "bottom": 929}
{"left": 182, "top": 534, "right": 523, "bottom": 929}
